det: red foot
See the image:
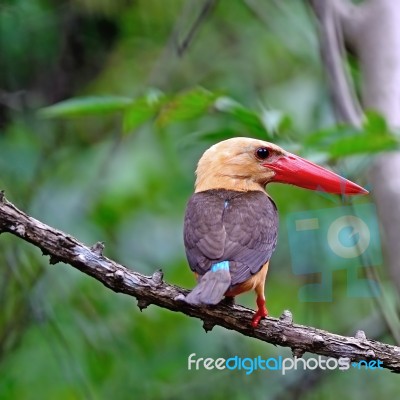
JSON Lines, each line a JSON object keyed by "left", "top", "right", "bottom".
{"left": 251, "top": 297, "right": 268, "bottom": 328}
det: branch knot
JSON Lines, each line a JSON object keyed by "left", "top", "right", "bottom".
{"left": 151, "top": 269, "right": 164, "bottom": 286}
{"left": 90, "top": 241, "right": 105, "bottom": 256}
{"left": 203, "top": 320, "right": 215, "bottom": 332}
{"left": 137, "top": 298, "right": 150, "bottom": 311}
{"left": 355, "top": 330, "right": 367, "bottom": 340}
{"left": 279, "top": 310, "right": 293, "bottom": 324}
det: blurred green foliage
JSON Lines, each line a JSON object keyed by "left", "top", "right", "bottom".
{"left": 0, "top": 1, "right": 399, "bottom": 399}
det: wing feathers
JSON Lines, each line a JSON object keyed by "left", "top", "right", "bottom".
{"left": 184, "top": 189, "right": 278, "bottom": 287}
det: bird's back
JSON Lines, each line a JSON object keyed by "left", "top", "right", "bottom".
{"left": 184, "top": 189, "right": 278, "bottom": 287}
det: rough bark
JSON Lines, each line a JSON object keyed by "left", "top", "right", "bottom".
{"left": 0, "top": 191, "right": 399, "bottom": 372}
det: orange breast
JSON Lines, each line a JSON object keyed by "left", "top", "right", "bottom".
{"left": 225, "top": 262, "right": 269, "bottom": 297}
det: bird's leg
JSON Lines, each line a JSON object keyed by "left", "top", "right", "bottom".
{"left": 251, "top": 295, "right": 268, "bottom": 327}
{"left": 250, "top": 266, "right": 269, "bottom": 328}
{"left": 251, "top": 280, "right": 269, "bottom": 328}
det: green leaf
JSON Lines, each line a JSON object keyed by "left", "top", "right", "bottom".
{"left": 363, "top": 111, "right": 388, "bottom": 135}
{"left": 305, "top": 122, "right": 399, "bottom": 159}
{"left": 196, "top": 128, "right": 245, "bottom": 142}
{"left": 328, "top": 132, "right": 398, "bottom": 158}
{"left": 122, "top": 90, "right": 166, "bottom": 133}
{"left": 260, "top": 109, "right": 292, "bottom": 134}
{"left": 304, "top": 125, "right": 354, "bottom": 147}
{"left": 38, "top": 96, "right": 133, "bottom": 118}
{"left": 156, "top": 87, "right": 219, "bottom": 127}
{"left": 214, "top": 97, "right": 271, "bottom": 139}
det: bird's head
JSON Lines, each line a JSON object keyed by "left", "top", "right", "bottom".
{"left": 195, "top": 137, "right": 368, "bottom": 195}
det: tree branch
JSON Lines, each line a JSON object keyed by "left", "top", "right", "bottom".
{"left": 310, "top": 0, "right": 400, "bottom": 312}
{"left": 1, "top": 190, "right": 400, "bottom": 372}
{"left": 308, "top": 0, "right": 363, "bottom": 126}
{"left": 342, "top": 0, "right": 400, "bottom": 298}
{"left": 175, "top": 0, "right": 218, "bottom": 57}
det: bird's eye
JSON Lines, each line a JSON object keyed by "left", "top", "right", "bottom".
{"left": 255, "top": 147, "right": 270, "bottom": 160}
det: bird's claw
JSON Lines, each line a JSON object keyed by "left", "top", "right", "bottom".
{"left": 251, "top": 299, "right": 268, "bottom": 328}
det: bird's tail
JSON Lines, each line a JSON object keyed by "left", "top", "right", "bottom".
{"left": 185, "top": 267, "right": 231, "bottom": 305}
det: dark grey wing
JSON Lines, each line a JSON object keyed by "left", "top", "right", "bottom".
{"left": 221, "top": 191, "right": 278, "bottom": 286}
{"left": 184, "top": 192, "right": 227, "bottom": 274}
{"left": 184, "top": 190, "right": 278, "bottom": 287}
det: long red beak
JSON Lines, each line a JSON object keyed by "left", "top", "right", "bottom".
{"left": 264, "top": 153, "right": 368, "bottom": 195}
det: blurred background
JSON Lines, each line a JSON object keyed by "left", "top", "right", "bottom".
{"left": 1, "top": 0, "right": 399, "bottom": 399}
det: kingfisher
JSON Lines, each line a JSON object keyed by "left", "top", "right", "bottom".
{"left": 183, "top": 137, "right": 368, "bottom": 327}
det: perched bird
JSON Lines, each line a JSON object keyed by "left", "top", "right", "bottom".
{"left": 183, "top": 137, "right": 368, "bottom": 327}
